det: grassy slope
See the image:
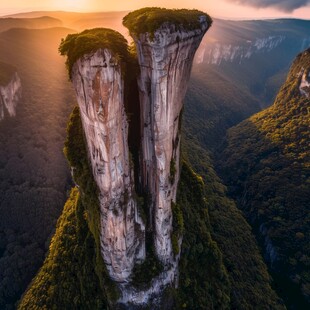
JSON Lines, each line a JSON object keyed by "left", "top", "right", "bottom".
{"left": 176, "top": 162, "right": 231, "bottom": 309}
{"left": 220, "top": 49, "right": 310, "bottom": 307}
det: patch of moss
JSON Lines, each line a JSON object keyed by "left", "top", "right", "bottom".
{"left": 59, "top": 28, "right": 130, "bottom": 79}
{"left": 123, "top": 7, "right": 212, "bottom": 39}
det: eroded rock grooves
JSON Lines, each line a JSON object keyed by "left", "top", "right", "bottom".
{"left": 132, "top": 16, "right": 209, "bottom": 266}
{"left": 71, "top": 49, "right": 145, "bottom": 283}
{"left": 68, "top": 14, "right": 210, "bottom": 307}
{"left": 0, "top": 72, "right": 22, "bottom": 121}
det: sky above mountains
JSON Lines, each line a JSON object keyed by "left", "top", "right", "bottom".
{"left": 0, "top": 0, "right": 310, "bottom": 19}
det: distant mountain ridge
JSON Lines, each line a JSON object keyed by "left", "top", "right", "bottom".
{"left": 0, "top": 16, "right": 62, "bottom": 32}
{"left": 184, "top": 18, "right": 310, "bottom": 152}
{"left": 198, "top": 19, "right": 310, "bottom": 64}
{"left": 3, "top": 11, "right": 129, "bottom": 36}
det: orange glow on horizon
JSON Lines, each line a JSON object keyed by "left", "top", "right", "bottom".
{"left": 0, "top": 0, "right": 310, "bottom": 20}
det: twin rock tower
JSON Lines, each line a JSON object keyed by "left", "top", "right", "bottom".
{"left": 61, "top": 7, "right": 211, "bottom": 308}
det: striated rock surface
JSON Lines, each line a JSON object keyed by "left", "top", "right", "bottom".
{"left": 71, "top": 48, "right": 145, "bottom": 283}
{"left": 65, "top": 13, "right": 211, "bottom": 306}
{"left": 133, "top": 16, "right": 209, "bottom": 266}
{"left": 0, "top": 72, "right": 22, "bottom": 121}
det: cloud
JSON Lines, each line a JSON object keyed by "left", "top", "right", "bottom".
{"left": 226, "top": 0, "right": 310, "bottom": 12}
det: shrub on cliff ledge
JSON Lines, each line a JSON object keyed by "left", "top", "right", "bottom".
{"left": 59, "top": 28, "right": 130, "bottom": 79}
{"left": 123, "top": 7, "right": 212, "bottom": 38}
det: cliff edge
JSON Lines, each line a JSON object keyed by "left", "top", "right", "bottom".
{"left": 59, "top": 8, "right": 211, "bottom": 308}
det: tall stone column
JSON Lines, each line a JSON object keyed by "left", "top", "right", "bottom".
{"left": 71, "top": 48, "right": 145, "bottom": 283}
{"left": 130, "top": 16, "right": 209, "bottom": 264}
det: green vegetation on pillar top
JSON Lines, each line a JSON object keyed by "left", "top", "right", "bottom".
{"left": 0, "top": 61, "right": 16, "bottom": 86}
{"left": 123, "top": 7, "right": 212, "bottom": 38}
{"left": 58, "top": 28, "right": 130, "bottom": 80}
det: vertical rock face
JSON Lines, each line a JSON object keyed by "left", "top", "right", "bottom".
{"left": 0, "top": 72, "right": 22, "bottom": 121}
{"left": 66, "top": 14, "right": 210, "bottom": 306}
{"left": 133, "top": 17, "right": 209, "bottom": 265}
{"left": 71, "top": 49, "right": 145, "bottom": 283}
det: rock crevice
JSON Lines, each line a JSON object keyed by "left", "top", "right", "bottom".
{"left": 133, "top": 19, "right": 209, "bottom": 265}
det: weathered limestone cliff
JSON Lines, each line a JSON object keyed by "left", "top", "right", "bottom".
{"left": 61, "top": 9, "right": 211, "bottom": 306}
{"left": 0, "top": 72, "right": 21, "bottom": 121}
{"left": 131, "top": 16, "right": 209, "bottom": 265}
{"left": 71, "top": 48, "right": 145, "bottom": 283}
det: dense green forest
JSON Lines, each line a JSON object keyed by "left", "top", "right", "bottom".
{"left": 0, "top": 61, "right": 16, "bottom": 86}
{"left": 19, "top": 107, "right": 231, "bottom": 309}
{"left": 0, "top": 27, "right": 76, "bottom": 309}
{"left": 20, "top": 99, "right": 284, "bottom": 309}
{"left": 181, "top": 129, "right": 284, "bottom": 309}
{"left": 18, "top": 188, "right": 107, "bottom": 310}
{"left": 219, "top": 49, "right": 310, "bottom": 308}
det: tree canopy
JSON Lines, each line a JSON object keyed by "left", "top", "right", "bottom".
{"left": 58, "top": 28, "right": 130, "bottom": 79}
{"left": 123, "top": 7, "right": 212, "bottom": 38}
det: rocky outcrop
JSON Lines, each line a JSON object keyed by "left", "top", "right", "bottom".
{"left": 71, "top": 49, "right": 145, "bottom": 283}
{"left": 67, "top": 12, "right": 210, "bottom": 306}
{"left": 0, "top": 72, "right": 21, "bottom": 121}
{"left": 132, "top": 16, "right": 209, "bottom": 266}
{"left": 200, "top": 35, "right": 285, "bottom": 65}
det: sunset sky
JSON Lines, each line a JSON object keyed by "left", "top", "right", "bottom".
{"left": 1, "top": 0, "right": 310, "bottom": 19}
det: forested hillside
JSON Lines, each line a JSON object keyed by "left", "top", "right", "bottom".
{"left": 20, "top": 106, "right": 284, "bottom": 309}
{"left": 182, "top": 130, "right": 284, "bottom": 309}
{"left": 219, "top": 49, "right": 310, "bottom": 308}
{"left": 0, "top": 61, "right": 16, "bottom": 86}
{"left": 0, "top": 27, "right": 76, "bottom": 309}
